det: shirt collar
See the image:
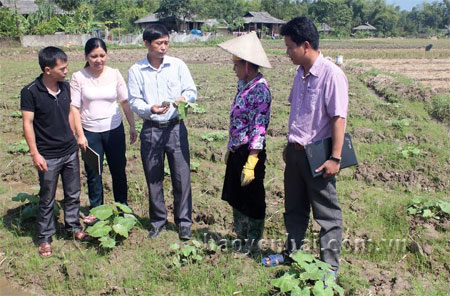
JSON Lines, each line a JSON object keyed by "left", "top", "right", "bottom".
{"left": 139, "top": 55, "right": 172, "bottom": 70}
{"left": 35, "top": 74, "right": 65, "bottom": 94}
{"left": 237, "top": 73, "right": 264, "bottom": 92}
{"left": 299, "top": 52, "right": 324, "bottom": 78}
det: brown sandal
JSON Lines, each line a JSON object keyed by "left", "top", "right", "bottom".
{"left": 74, "top": 231, "right": 92, "bottom": 242}
{"left": 38, "top": 242, "right": 52, "bottom": 258}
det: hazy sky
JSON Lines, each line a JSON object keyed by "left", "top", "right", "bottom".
{"left": 386, "top": 0, "right": 436, "bottom": 11}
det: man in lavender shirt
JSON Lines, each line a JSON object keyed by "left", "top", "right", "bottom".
{"left": 264, "top": 17, "right": 348, "bottom": 278}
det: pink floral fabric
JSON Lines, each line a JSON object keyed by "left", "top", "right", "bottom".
{"left": 228, "top": 74, "right": 271, "bottom": 151}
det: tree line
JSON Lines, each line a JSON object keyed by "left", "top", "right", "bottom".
{"left": 1, "top": 0, "right": 450, "bottom": 38}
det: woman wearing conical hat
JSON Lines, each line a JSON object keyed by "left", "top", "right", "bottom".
{"left": 219, "top": 32, "right": 272, "bottom": 252}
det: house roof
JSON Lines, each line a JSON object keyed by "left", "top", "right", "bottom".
{"left": 318, "top": 23, "right": 333, "bottom": 32}
{"left": 0, "top": 0, "right": 65, "bottom": 14}
{"left": 135, "top": 13, "right": 160, "bottom": 24}
{"left": 352, "top": 23, "right": 376, "bottom": 31}
{"left": 243, "top": 11, "right": 286, "bottom": 25}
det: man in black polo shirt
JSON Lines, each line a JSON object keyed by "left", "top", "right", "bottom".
{"left": 20, "top": 47, "right": 89, "bottom": 258}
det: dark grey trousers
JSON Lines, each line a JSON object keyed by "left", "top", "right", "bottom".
{"left": 284, "top": 144, "right": 343, "bottom": 269}
{"left": 37, "top": 151, "right": 82, "bottom": 244}
{"left": 140, "top": 120, "right": 192, "bottom": 229}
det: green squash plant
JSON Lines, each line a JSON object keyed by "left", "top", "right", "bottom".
{"left": 86, "top": 202, "right": 140, "bottom": 249}
{"left": 12, "top": 192, "right": 60, "bottom": 221}
{"left": 169, "top": 239, "right": 219, "bottom": 268}
{"left": 407, "top": 196, "right": 450, "bottom": 219}
{"left": 271, "top": 251, "right": 344, "bottom": 296}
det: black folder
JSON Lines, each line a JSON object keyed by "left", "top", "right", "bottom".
{"left": 81, "top": 146, "right": 101, "bottom": 175}
{"left": 305, "top": 133, "right": 358, "bottom": 178}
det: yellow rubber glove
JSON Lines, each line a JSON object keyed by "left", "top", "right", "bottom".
{"left": 241, "top": 155, "right": 259, "bottom": 186}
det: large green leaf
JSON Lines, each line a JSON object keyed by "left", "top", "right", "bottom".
{"left": 314, "top": 259, "right": 332, "bottom": 271}
{"left": 20, "top": 203, "right": 39, "bottom": 221}
{"left": 438, "top": 202, "right": 450, "bottom": 214}
{"left": 181, "top": 245, "right": 196, "bottom": 257}
{"left": 177, "top": 101, "right": 188, "bottom": 119}
{"left": 99, "top": 236, "right": 116, "bottom": 248}
{"left": 422, "top": 209, "right": 434, "bottom": 218}
{"left": 90, "top": 204, "right": 113, "bottom": 220}
{"left": 12, "top": 192, "right": 30, "bottom": 202}
{"left": 271, "top": 273, "right": 300, "bottom": 293}
{"left": 291, "top": 251, "right": 315, "bottom": 264}
{"left": 86, "top": 221, "right": 112, "bottom": 237}
{"left": 114, "top": 202, "right": 133, "bottom": 213}
{"left": 113, "top": 223, "right": 129, "bottom": 238}
{"left": 312, "top": 281, "right": 333, "bottom": 296}
{"left": 291, "top": 286, "right": 310, "bottom": 296}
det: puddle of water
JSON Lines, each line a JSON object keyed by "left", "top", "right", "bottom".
{"left": 0, "top": 277, "right": 33, "bottom": 296}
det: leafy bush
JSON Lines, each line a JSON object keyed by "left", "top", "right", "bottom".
{"left": 85, "top": 202, "right": 140, "bottom": 249}
{"left": 32, "top": 17, "right": 63, "bottom": 35}
{"left": 0, "top": 9, "right": 29, "bottom": 37}
{"left": 407, "top": 196, "right": 450, "bottom": 219}
{"left": 271, "top": 251, "right": 344, "bottom": 296}
{"left": 12, "top": 192, "right": 60, "bottom": 221}
{"left": 428, "top": 94, "right": 450, "bottom": 124}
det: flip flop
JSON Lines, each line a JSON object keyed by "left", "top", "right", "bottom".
{"left": 38, "top": 242, "right": 52, "bottom": 258}
{"left": 262, "top": 253, "right": 285, "bottom": 267}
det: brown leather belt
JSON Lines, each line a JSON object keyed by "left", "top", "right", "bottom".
{"left": 288, "top": 142, "right": 305, "bottom": 151}
{"left": 148, "top": 117, "right": 180, "bottom": 128}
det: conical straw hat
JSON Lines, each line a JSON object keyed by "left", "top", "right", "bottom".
{"left": 218, "top": 32, "right": 272, "bottom": 68}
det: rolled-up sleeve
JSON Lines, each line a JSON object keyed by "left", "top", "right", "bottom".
{"left": 179, "top": 61, "right": 197, "bottom": 103}
{"left": 128, "top": 66, "right": 151, "bottom": 119}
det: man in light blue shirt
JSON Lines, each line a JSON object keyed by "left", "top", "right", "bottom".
{"left": 128, "top": 24, "right": 197, "bottom": 240}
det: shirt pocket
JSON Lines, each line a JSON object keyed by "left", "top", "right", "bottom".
{"left": 167, "top": 79, "right": 181, "bottom": 99}
{"left": 304, "top": 88, "right": 321, "bottom": 113}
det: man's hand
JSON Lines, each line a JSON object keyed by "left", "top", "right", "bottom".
{"left": 151, "top": 104, "right": 169, "bottom": 115}
{"left": 315, "top": 160, "right": 340, "bottom": 178}
{"left": 129, "top": 127, "right": 137, "bottom": 144}
{"left": 32, "top": 153, "right": 48, "bottom": 172}
{"left": 173, "top": 97, "right": 186, "bottom": 108}
{"left": 282, "top": 145, "right": 287, "bottom": 163}
{"left": 77, "top": 134, "right": 88, "bottom": 151}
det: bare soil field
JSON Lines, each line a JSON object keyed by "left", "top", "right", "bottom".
{"left": 348, "top": 58, "right": 450, "bottom": 93}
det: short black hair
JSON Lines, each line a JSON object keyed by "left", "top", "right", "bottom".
{"left": 143, "top": 23, "right": 169, "bottom": 43}
{"left": 84, "top": 38, "right": 107, "bottom": 68}
{"left": 280, "top": 17, "right": 319, "bottom": 50}
{"left": 38, "top": 46, "right": 67, "bottom": 72}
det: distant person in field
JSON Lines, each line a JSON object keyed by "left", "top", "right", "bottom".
{"left": 128, "top": 24, "right": 197, "bottom": 240}
{"left": 262, "top": 17, "right": 349, "bottom": 281}
{"left": 70, "top": 38, "right": 137, "bottom": 224}
{"left": 218, "top": 32, "right": 272, "bottom": 252}
{"left": 20, "top": 47, "right": 90, "bottom": 258}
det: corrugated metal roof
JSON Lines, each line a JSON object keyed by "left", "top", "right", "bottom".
{"left": 243, "top": 11, "right": 286, "bottom": 24}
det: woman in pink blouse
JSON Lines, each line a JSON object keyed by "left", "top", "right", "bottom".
{"left": 218, "top": 32, "right": 272, "bottom": 252}
{"left": 70, "top": 38, "right": 137, "bottom": 223}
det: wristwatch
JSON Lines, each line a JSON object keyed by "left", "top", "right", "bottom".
{"left": 329, "top": 155, "right": 341, "bottom": 163}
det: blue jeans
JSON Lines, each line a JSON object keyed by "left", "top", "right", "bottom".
{"left": 84, "top": 123, "right": 127, "bottom": 208}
